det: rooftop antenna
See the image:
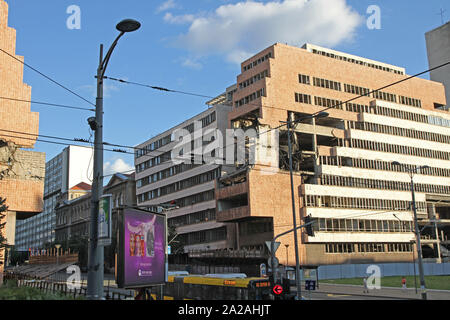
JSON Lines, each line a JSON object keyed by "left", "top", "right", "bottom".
{"left": 438, "top": 8, "right": 447, "bottom": 25}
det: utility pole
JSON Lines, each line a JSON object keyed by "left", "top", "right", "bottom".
{"left": 280, "top": 111, "right": 328, "bottom": 301}
{"left": 87, "top": 19, "right": 141, "bottom": 300}
{"left": 392, "top": 161, "right": 429, "bottom": 300}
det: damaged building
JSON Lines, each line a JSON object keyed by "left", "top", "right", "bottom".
{"left": 0, "top": 0, "right": 45, "bottom": 276}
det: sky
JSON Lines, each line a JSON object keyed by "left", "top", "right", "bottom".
{"left": 4, "top": 0, "right": 449, "bottom": 177}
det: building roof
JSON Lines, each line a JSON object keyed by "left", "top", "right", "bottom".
{"left": 70, "top": 182, "right": 92, "bottom": 191}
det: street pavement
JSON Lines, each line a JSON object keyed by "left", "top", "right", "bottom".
{"left": 295, "top": 282, "right": 450, "bottom": 300}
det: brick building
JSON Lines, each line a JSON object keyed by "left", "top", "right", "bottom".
{"left": 0, "top": 0, "right": 45, "bottom": 276}
{"left": 215, "top": 43, "right": 450, "bottom": 269}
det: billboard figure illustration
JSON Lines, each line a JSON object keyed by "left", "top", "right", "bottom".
{"left": 127, "top": 215, "right": 156, "bottom": 258}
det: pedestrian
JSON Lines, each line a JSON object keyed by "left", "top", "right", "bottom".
{"left": 401, "top": 276, "right": 407, "bottom": 292}
{"left": 363, "top": 277, "right": 368, "bottom": 294}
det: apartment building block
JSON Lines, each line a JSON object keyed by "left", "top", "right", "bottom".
{"left": 216, "top": 43, "right": 450, "bottom": 267}
{"left": 134, "top": 104, "right": 236, "bottom": 254}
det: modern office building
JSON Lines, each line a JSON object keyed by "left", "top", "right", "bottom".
{"left": 134, "top": 103, "right": 235, "bottom": 254}
{"left": 426, "top": 21, "right": 450, "bottom": 110}
{"left": 214, "top": 43, "right": 450, "bottom": 268}
{"left": 0, "top": 0, "right": 45, "bottom": 274}
{"left": 15, "top": 145, "right": 93, "bottom": 251}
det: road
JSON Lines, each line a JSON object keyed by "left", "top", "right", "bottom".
{"left": 290, "top": 282, "right": 450, "bottom": 300}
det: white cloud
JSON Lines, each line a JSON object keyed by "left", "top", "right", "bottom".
{"left": 164, "top": 12, "right": 195, "bottom": 24}
{"left": 181, "top": 57, "right": 203, "bottom": 70}
{"left": 165, "top": 0, "right": 363, "bottom": 63}
{"left": 156, "top": 0, "right": 180, "bottom": 13}
{"left": 79, "top": 84, "right": 119, "bottom": 98}
{"left": 103, "top": 158, "right": 134, "bottom": 177}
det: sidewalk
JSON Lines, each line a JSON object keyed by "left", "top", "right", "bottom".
{"left": 314, "top": 282, "right": 450, "bottom": 300}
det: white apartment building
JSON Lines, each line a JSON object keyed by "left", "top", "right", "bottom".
{"left": 15, "top": 145, "right": 93, "bottom": 251}
{"left": 134, "top": 103, "right": 235, "bottom": 253}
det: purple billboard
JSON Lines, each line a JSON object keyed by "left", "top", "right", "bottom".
{"left": 117, "top": 208, "right": 167, "bottom": 288}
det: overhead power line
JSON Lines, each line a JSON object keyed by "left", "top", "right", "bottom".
{"left": 0, "top": 47, "right": 96, "bottom": 107}
{"left": 0, "top": 132, "right": 134, "bottom": 155}
{"left": 0, "top": 96, "right": 95, "bottom": 112}
{"left": 103, "top": 76, "right": 215, "bottom": 99}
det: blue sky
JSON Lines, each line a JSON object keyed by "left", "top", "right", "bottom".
{"left": 5, "top": 0, "right": 449, "bottom": 175}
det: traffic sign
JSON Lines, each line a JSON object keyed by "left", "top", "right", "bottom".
{"left": 265, "top": 241, "right": 281, "bottom": 253}
{"left": 267, "top": 257, "right": 279, "bottom": 269}
{"left": 260, "top": 263, "right": 267, "bottom": 277}
{"left": 273, "top": 284, "right": 283, "bottom": 295}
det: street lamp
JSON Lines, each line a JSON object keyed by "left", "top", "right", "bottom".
{"left": 281, "top": 111, "right": 328, "bottom": 300}
{"left": 392, "top": 161, "right": 429, "bottom": 300}
{"left": 87, "top": 18, "right": 141, "bottom": 300}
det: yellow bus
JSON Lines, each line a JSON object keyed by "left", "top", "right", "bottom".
{"left": 145, "top": 274, "right": 272, "bottom": 300}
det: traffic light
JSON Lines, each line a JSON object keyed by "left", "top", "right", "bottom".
{"left": 305, "top": 215, "right": 314, "bottom": 237}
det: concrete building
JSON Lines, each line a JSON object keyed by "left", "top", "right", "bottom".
{"left": 134, "top": 104, "right": 235, "bottom": 254}
{"left": 55, "top": 173, "right": 136, "bottom": 243}
{"left": 0, "top": 0, "right": 45, "bottom": 274}
{"left": 15, "top": 145, "right": 93, "bottom": 251}
{"left": 426, "top": 21, "right": 450, "bottom": 110}
{"left": 214, "top": 43, "right": 450, "bottom": 269}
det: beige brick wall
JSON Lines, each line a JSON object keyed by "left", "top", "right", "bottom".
{"left": 0, "top": 0, "right": 45, "bottom": 253}
{"left": 0, "top": 0, "right": 39, "bottom": 148}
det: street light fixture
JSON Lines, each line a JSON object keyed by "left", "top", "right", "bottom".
{"left": 392, "top": 161, "right": 429, "bottom": 300}
{"left": 87, "top": 18, "right": 141, "bottom": 301}
{"left": 281, "top": 111, "right": 329, "bottom": 300}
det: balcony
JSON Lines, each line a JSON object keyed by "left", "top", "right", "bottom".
{"left": 216, "top": 180, "right": 248, "bottom": 200}
{"left": 217, "top": 206, "right": 250, "bottom": 222}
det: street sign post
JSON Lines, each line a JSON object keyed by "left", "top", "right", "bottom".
{"left": 273, "top": 284, "right": 283, "bottom": 296}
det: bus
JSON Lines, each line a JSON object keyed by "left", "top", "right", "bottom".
{"left": 144, "top": 274, "right": 272, "bottom": 300}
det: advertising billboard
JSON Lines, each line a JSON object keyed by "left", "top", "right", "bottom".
{"left": 117, "top": 208, "right": 167, "bottom": 289}
{"left": 98, "top": 194, "right": 112, "bottom": 246}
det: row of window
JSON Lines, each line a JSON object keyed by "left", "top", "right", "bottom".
{"left": 235, "top": 88, "right": 265, "bottom": 108}
{"left": 135, "top": 112, "right": 217, "bottom": 160}
{"left": 239, "top": 219, "right": 273, "bottom": 236}
{"left": 298, "top": 72, "right": 423, "bottom": 109}
{"left": 372, "top": 90, "right": 397, "bottom": 103}
{"left": 135, "top": 134, "right": 172, "bottom": 158}
{"left": 321, "top": 174, "right": 450, "bottom": 195}
{"left": 311, "top": 49, "right": 405, "bottom": 75}
{"left": 137, "top": 187, "right": 215, "bottom": 207}
{"left": 345, "top": 103, "right": 371, "bottom": 113}
{"left": 349, "top": 120, "right": 450, "bottom": 144}
{"left": 303, "top": 194, "right": 427, "bottom": 212}
{"left": 324, "top": 242, "right": 413, "bottom": 254}
{"left": 294, "top": 92, "right": 312, "bottom": 104}
{"left": 135, "top": 151, "right": 171, "bottom": 173}
{"left": 139, "top": 169, "right": 220, "bottom": 201}
{"left": 178, "top": 226, "right": 227, "bottom": 246}
{"left": 344, "top": 84, "right": 370, "bottom": 96}
{"left": 351, "top": 138, "right": 450, "bottom": 161}
{"left": 399, "top": 95, "right": 422, "bottom": 108}
{"left": 374, "top": 105, "right": 450, "bottom": 129}
{"left": 319, "top": 155, "right": 450, "bottom": 178}
{"left": 168, "top": 209, "right": 216, "bottom": 228}
{"left": 314, "top": 96, "right": 343, "bottom": 110}
{"left": 137, "top": 163, "right": 200, "bottom": 189}
{"left": 313, "top": 217, "right": 413, "bottom": 234}
{"left": 242, "top": 52, "right": 272, "bottom": 72}
{"left": 239, "top": 70, "right": 269, "bottom": 90}
{"left": 313, "top": 77, "right": 342, "bottom": 91}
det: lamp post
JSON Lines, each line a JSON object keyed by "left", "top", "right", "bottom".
{"left": 87, "top": 19, "right": 141, "bottom": 300}
{"left": 392, "top": 161, "right": 429, "bottom": 300}
{"left": 281, "top": 111, "right": 328, "bottom": 300}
